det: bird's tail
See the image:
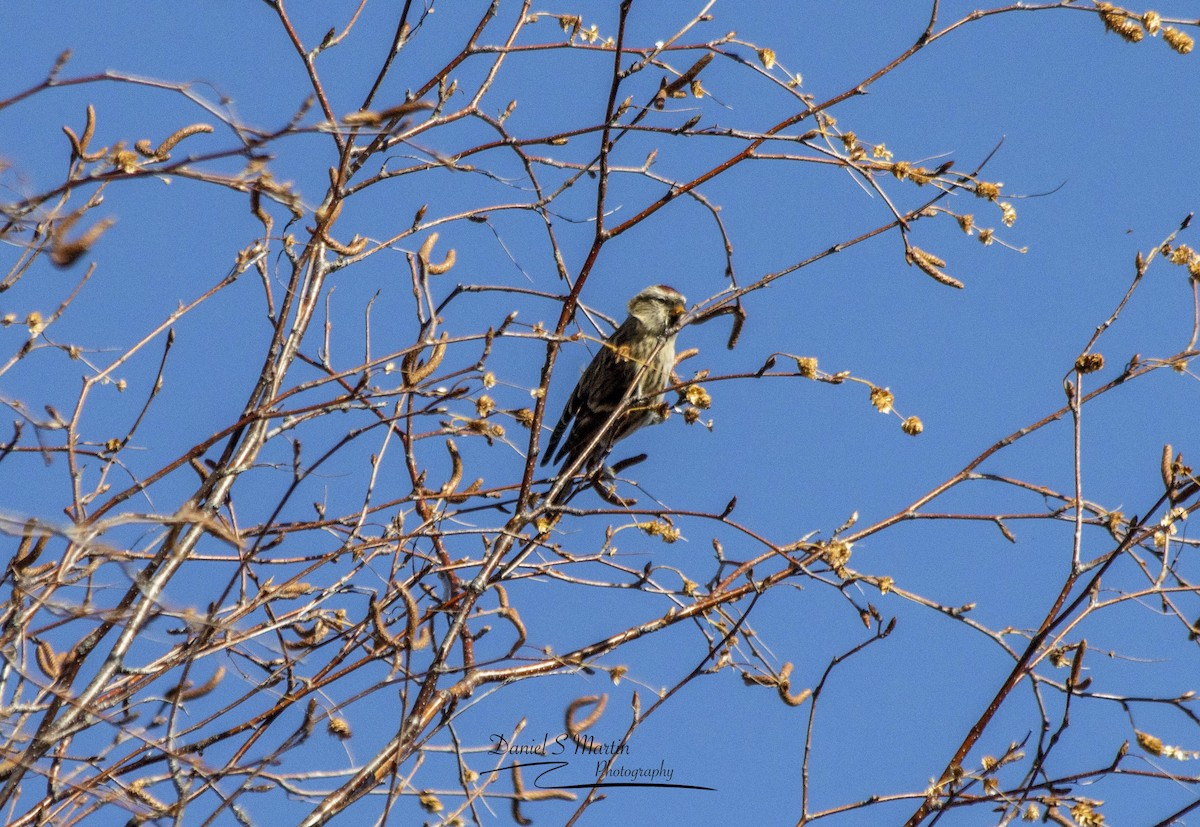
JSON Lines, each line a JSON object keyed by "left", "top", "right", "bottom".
{"left": 540, "top": 411, "right": 570, "bottom": 467}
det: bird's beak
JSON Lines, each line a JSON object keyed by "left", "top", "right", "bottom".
{"left": 671, "top": 303, "right": 686, "bottom": 324}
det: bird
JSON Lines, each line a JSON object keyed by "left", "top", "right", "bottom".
{"left": 542, "top": 284, "right": 687, "bottom": 473}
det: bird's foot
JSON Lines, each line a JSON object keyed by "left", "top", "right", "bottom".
{"left": 589, "top": 472, "right": 637, "bottom": 506}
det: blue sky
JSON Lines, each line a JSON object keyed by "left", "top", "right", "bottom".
{"left": 2, "top": 2, "right": 1199, "bottom": 825}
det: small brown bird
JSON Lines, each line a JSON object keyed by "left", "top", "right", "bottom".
{"left": 543, "top": 284, "right": 687, "bottom": 472}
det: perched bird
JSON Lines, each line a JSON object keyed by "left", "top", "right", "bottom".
{"left": 542, "top": 284, "right": 687, "bottom": 472}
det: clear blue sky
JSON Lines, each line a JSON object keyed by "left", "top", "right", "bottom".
{"left": 2, "top": 1, "right": 1199, "bottom": 825}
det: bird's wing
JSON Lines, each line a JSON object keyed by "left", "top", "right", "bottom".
{"left": 549, "top": 325, "right": 643, "bottom": 466}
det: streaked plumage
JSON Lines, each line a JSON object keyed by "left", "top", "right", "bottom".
{"left": 542, "top": 284, "right": 687, "bottom": 472}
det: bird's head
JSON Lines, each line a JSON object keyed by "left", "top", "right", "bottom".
{"left": 627, "top": 284, "right": 687, "bottom": 334}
